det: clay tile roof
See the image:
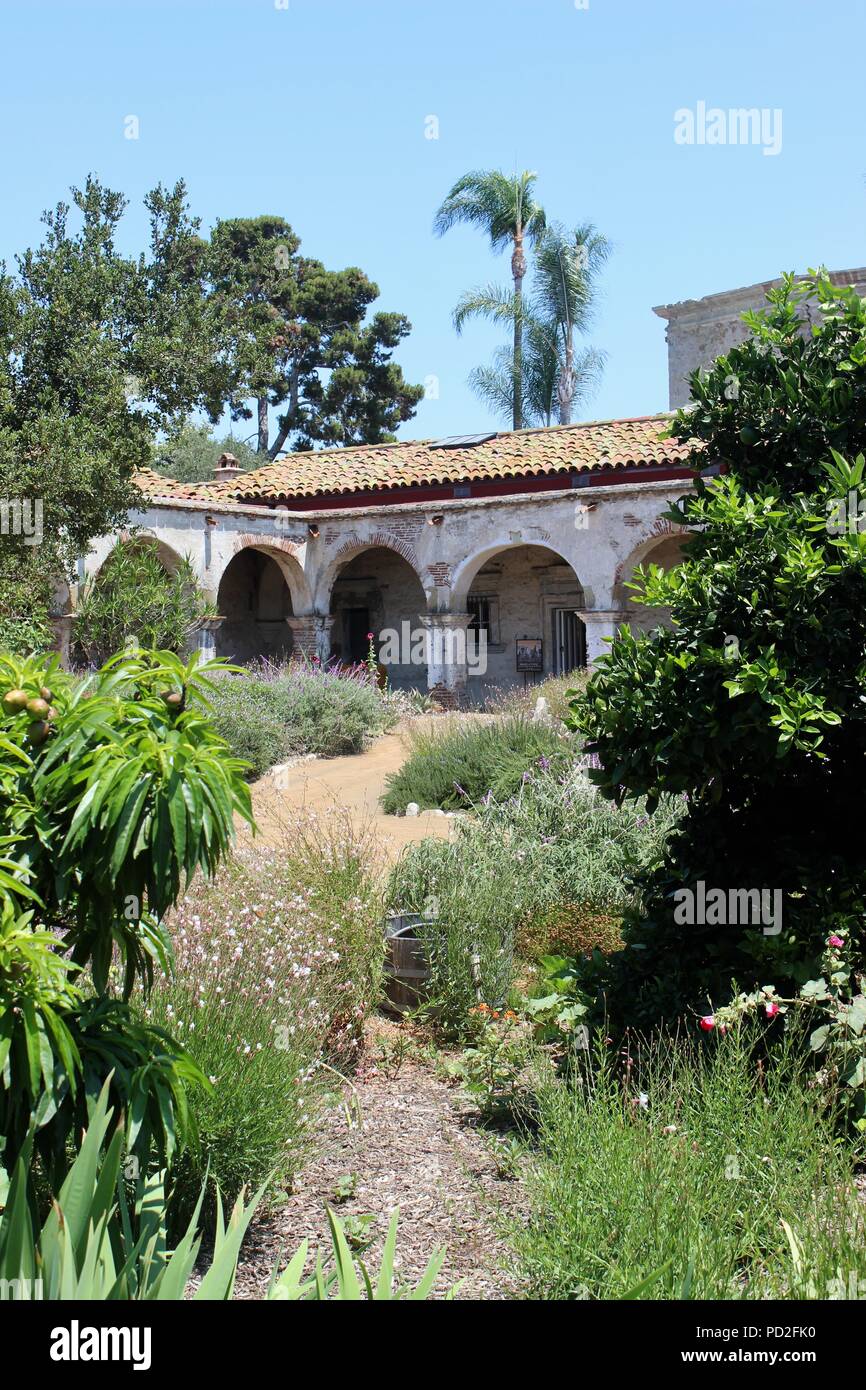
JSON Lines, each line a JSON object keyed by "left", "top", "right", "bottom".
{"left": 133, "top": 415, "right": 694, "bottom": 508}
{"left": 131, "top": 466, "right": 249, "bottom": 505}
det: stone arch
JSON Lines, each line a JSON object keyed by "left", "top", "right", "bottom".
{"left": 313, "top": 531, "right": 427, "bottom": 614}
{"left": 451, "top": 540, "right": 586, "bottom": 685}
{"left": 225, "top": 535, "right": 312, "bottom": 614}
{"left": 450, "top": 537, "right": 582, "bottom": 608}
{"left": 322, "top": 539, "right": 429, "bottom": 686}
{"left": 613, "top": 523, "right": 690, "bottom": 632}
{"left": 215, "top": 541, "right": 309, "bottom": 664}
{"left": 91, "top": 531, "right": 188, "bottom": 581}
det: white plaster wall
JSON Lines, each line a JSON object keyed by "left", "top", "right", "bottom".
{"left": 79, "top": 477, "right": 691, "bottom": 689}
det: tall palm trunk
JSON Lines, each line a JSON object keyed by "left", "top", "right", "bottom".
{"left": 511, "top": 231, "right": 526, "bottom": 431}
{"left": 559, "top": 327, "right": 574, "bottom": 425}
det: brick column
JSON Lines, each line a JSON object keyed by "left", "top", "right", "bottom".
{"left": 420, "top": 613, "right": 473, "bottom": 709}
{"left": 287, "top": 614, "right": 335, "bottom": 664}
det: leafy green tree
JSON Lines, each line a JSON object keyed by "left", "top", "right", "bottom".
{"left": 154, "top": 421, "right": 260, "bottom": 483}
{"left": 0, "top": 176, "right": 227, "bottom": 639}
{"left": 71, "top": 542, "right": 215, "bottom": 665}
{"left": 573, "top": 272, "right": 866, "bottom": 1026}
{"left": 207, "top": 216, "right": 423, "bottom": 456}
{"left": 434, "top": 170, "right": 547, "bottom": 430}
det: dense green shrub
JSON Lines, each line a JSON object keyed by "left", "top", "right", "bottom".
{"left": 509, "top": 1028, "right": 866, "bottom": 1300}
{"left": 381, "top": 713, "right": 573, "bottom": 813}
{"left": 574, "top": 272, "right": 866, "bottom": 1028}
{"left": 388, "top": 766, "right": 678, "bottom": 1031}
{"left": 71, "top": 541, "right": 214, "bottom": 665}
{"left": 208, "top": 663, "right": 395, "bottom": 778}
{"left": 148, "top": 812, "right": 384, "bottom": 1227}
{"left": 0, "top": 647, "right": 252, "bottom": 1182}
{"left": 0, "top": 551, "right": 54, "bottom": 656}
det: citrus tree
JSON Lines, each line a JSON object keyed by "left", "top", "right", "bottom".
{"left": 573, "top": 272, "right": 866, "bottom": 1027}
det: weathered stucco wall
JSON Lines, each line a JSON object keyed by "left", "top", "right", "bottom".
{"left": 654, "top": 268, "right": 866, "bottom": 409}
{"left": 78, "top": 475, "right": 691, "bottom": 698}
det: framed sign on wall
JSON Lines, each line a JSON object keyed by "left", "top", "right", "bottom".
{"left": 516, "top": 637, "right": 543, "bottom": 673}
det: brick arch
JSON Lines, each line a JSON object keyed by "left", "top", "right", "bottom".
{"left": 218, "top": 535, "right": 312, "bottom": 613}
{"left": 313, "top": 531, "right": 428, "bottom": 612}
{"left": 612, "top": 522, "right": 690, "bottom": 608}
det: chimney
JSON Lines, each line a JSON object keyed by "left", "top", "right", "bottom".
{"left": 213, "top": 451, "right": 243, "bottom": 486}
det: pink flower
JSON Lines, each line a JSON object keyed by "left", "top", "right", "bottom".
{"left": 765, "top": 1002, "right": 780, "bottom": 1018}
{"left": 366, "top": 632, "right": 374, "bottom": 641}
{"left": 828, "top": 934, "right": 844, "bottom": 949}
{"left": 699, "top": 1015, "right": 715, "bottom": 1032}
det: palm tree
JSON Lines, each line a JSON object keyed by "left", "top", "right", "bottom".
{"left": 468, "top": 329, "right": 605, "bottom": 428}
{"left": 531, "top": 222, "right": 611, "bottom": 424}
{"left": 459, "top": 222, "right": 611, "bottom": 428}
{"left": 434, "top": 170, "right": 547, "bottom": 430}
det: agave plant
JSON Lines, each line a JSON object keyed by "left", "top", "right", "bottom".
{"left": 268, "top": 1207, "right": 450, "bottom": 1301}
{"left": 0, "top": 1083, "right": 447, "bottom": 1302}
{"left": 0, "top": 1082, "right": 263, "bottom": 1300}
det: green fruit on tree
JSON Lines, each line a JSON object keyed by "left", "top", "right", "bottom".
{"left": 26, "top": 720, "right": 51, "bottom": 745}
{"left": 162, "top": 690, "right": 184, "bottom": 711}
{"left": 25, "top": 697, "right": 50, "bottom": 719}
{"left": 739, "top": 423, "right": 759, "bottom": 446}
{"left": 2, "top": 689, "right": 30, "bottom": 716}
{"left": 40, "top": 686, "right": 53, "bottom": 703}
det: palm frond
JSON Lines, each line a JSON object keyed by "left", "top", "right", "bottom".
{"left": 453, "top": 282, "right": 519, "bottom": 335}
{"left": 434, "top": 169, "right": 546, "bottom": 251}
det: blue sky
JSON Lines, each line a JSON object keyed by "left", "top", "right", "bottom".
{"left": 1, "top": 0, "right": 864, "bottom": 442}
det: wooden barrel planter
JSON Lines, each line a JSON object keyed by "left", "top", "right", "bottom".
{"left": 382, "top": 912, "right": 433, "bottom": 1015}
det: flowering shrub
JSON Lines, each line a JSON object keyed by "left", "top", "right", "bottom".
{"left": 389, "top": 765, "right": 678, "bottom": 1031}
{"left": 708, "top": 931, "right": 866, "bottom": 1128}
{"left": 146, "top": 811, "right": 384, "bottom": 1225}
{"left": 444, "top": 1005, "right": 529, "bottom": 1121}
{"left": 208, "top": 661, "right": 396, "bottom": 778}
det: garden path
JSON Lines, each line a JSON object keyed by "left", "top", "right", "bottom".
{"left": 233, "top": 1019, "right": 524, "bottom": 1300}
{"left": 242, "top": 720, "right": 460, "bottom": 860}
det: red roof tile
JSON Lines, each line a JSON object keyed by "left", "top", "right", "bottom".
{"left": 134, "top": 415, "right": 693, "bottom": 508}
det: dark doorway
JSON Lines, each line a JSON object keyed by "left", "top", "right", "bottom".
{"left": 342, "top": 606, "right": 371, "bottom": 664}
{"left": 552, "top": 608, "right": 585, "bottom": 674}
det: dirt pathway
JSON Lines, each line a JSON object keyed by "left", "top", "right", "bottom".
{"left": 241, "top": 721, "right": 458, "bottom": 861}
{"left": 233, "top": 1023, "right": 524, "bottom": 1301}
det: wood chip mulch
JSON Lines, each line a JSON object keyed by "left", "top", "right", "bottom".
{"left": 232, "top": 1025, "right": 528, "bottom": 1302}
